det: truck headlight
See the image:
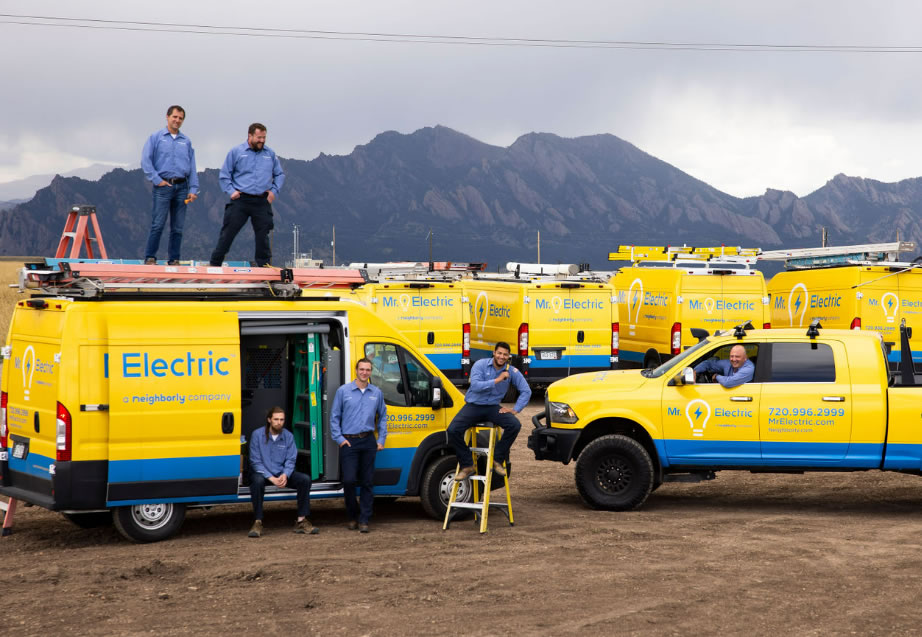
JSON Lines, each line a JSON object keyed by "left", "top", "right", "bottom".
{"left": 548, "top": 401, "right": 578, "bottom": 424}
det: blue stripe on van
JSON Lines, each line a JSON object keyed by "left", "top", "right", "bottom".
{"left": 9, "top": 450, "right": 55, "bottom": 478}
{"left": 618, "top": 349, "right": 645, "bottom": 363}
{"left": 663, "top": 439, "right": 883, "bottom": 467}
{"left": 882, "top": 444, "right": 922, "bottom": 470}
{"left": 108, "top": 455, "right": 240, "bottom": 482}
{"left": 530, "top": 354, "right": 611, "bottom": 369}
{"left": 424, "top": 352, "right": 462, "bottom": 371}
{"left": 886, "top": 349, "right": 922, "bottom": 363}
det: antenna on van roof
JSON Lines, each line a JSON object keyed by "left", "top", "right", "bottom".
{"left": 732, "top": 322, "right": 754, "bottom": 339}
{"left": 806, "top": 318, "right": 823, "bottom": 339}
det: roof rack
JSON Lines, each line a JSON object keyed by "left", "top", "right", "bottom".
{"left": 609, "top": 245, "right": 761, "bottom": 264}
{"left": 348, "top": 261, "right": 486, "bottom": 281}
{"left": 759, "top": 242, "right": 916, "bottom": 269}
{"left": 18, "top": 260, "right": 367, "bottom": 298}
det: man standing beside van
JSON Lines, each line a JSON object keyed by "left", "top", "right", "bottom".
{"left": 694, "top": 344, "right": 754, "bottom": 388}
{"left": 330, "top": 358, "right": 387, "bottom": 533}
{"left": 447, "top": 341, "right": 531, "bottom": 481}
{"left": 248, "top": 406, "right": 318, "bottom": 537}
{"left": 141, "top": 105, "right": 199, "bottom": 265}
{"left": 209, "top": 123, "right": 285, "bottom": 267}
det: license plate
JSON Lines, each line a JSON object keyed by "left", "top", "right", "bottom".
{"left": 12, "top": 442, "right": 27, "bottom": 460}
{"left": 539, "top": 350, "right": 561, "bottom": 361}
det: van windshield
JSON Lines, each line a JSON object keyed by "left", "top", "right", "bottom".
{"left": 644, "top": 339, "right": 711, "bottom": 378}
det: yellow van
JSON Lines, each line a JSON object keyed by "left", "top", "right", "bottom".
{"left": 0, "top": 278, "right": 473, "bottom": 542}
{"left": 349, "top": 280, "right": 471, "bottom": 383}
{"left": 610, "top": 246, "right": 769, "bottom": 368}
{"left": 769, "top": 264, "right": 922, "bottom": 367}
{"left": 461, "top": 276, "right": 618, "bottom": 384}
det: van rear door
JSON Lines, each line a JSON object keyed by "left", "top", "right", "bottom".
{"left": 566, "top": 284, "right": 613, "bottom": 374}
{"left": 105, "top": 312, "right": 241, "bottom": 504}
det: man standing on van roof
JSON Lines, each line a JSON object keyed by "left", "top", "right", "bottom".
{"left": 694, "top": 344, "right": 754, "bottom": 388}
{"left": 247, "top": 406, "right": 318, "bottom": 537}
{"left": 448, "top": 341, "right": 531, "bottom": 481}
{"left": 330, "top": 358, "right": 387, "bottom": 533}
{"left": 141, "top": 105, "right": 199, "bottom": 265}
{"left": 209, "top": 123, "right": 285, "bottom": 267}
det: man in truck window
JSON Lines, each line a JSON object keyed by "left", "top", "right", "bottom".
{"left": 694, "top": 344, "right": 754, "bottom": 388}
{"left": 247, "top": 406, "right": 318, "bottom": 538}
{"left": 447, "top": 341, "right": 532, "bottom": 481}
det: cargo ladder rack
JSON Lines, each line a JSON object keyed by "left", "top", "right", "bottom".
{"left": 17, "top": 261, "right": 367, "bottom": 298}
{"left": 609, "top": 245, "right": 761, "bottom": 264}
{"left": 349, "top": 261, "right": 486, "bottom": 281}
{"left": 758, "top": 242, "right": 916, "bottom": 269}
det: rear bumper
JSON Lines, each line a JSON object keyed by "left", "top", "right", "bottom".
{"left": 0, "top": 459, "right": 107, "bottom": 510}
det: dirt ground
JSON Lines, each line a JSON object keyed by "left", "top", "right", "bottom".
{"left": 5, "top": 397, "right": 922, "bottom": 636}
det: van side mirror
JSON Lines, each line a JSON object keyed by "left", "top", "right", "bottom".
{"left": 431, "top": 376, "right": 443, "bottom": 410}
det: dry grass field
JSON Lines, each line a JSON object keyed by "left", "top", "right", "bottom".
{"left": 0, "top": 258, "right": 33, "bottom": 341}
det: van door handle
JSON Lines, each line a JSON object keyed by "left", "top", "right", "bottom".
{"left": 221, "top": 412, "right": 234, "bottom": 434}
{"left": 577, "top": 330, "right": 585, "bottom": 343}
{"left": 34, "top": 411, "right": 40, "bottom": 433}
{"left": 822, "top": 396, "right": 845, "bottom": 402}
{"left": 427, "top": 331, "right": 435, "bottom": 345}
{"left": 730, "top": 396, "right": 753, "bottom": 402}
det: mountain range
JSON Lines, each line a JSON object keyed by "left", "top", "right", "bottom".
{"left": 0, "top": 126, "right": 919, "bottom": 268}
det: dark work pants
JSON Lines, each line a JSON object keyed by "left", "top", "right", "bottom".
{"left": 340, "top": 435, "right": 377, "bottom": 524}
{"left": 446, "top": 403, "right": 522, "bottom": 467}
{"left": 209, "top": 193, "right": 274, "bottom": 266}
{"left": 250, "top": 470, "right": 312, "bottom": 520}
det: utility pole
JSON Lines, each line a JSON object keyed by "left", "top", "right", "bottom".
{"left": 331, "top": 225, "right": 336, "bottom": 266}
{"left": 427, "top": 229, "right": 433, "bottom": 271}
{"left": 537, "top": 230, "right": 541, "bottom": 263}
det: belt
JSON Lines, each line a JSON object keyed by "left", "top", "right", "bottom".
{"left": 343, "top": 431, "right": 372, "bottom": 439}
{"left": 240, "top": 191, "right": 269, "bottom": 198}
{"left": 166, "top": 177, "right": 187, "bottom": 185}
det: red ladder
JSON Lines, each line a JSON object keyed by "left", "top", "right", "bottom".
{"left": 55, "top": 205, "right": 108, "bottom": 259}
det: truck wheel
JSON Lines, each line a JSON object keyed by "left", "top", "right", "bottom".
{"left": 64, "top": 511, "right": 112, "bottom": 529}
{"left": 643, "top": 350, "right": 661, "bottom": 369}
{"left": 574, "top": 435, "right": 654, "bottom": 511}
{"left": 113, "top": 503, "right": 186, "bottom": 543}
{"left": 419, "top": 454, "right": 472, "bottom": 520}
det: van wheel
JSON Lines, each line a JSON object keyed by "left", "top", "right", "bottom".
{"left": 574, "top": 435, "right": 653, "bottom": 511}
{"left": 64, "top": 511, "right": 112, "bottom": 529}
{"left": 113, "top": 503, "right": 186, "bottom": 543}
{"left": 419, "top": 455, "right": 472, "bottom": 520}
{"left": 643, "top": 351, "right": 661, "bottom": 369}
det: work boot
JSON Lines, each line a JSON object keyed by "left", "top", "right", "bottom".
{"left": 294, "top": 518, "right": 319, "bottom": 534}
{"left": 347, "top": 520, "right": 359, "bottom": 531}
{"left": 359, "top": 523, "right": 370, "bottom": 533}
{"left": 144, "top": 257, "right": 156, "bottom": 265}
{"left": 248, "top": 520, "right": 263, "bottom": 538}
{"left": 492, "top": 461, "right": 507, "bottom": 477}
{"left": 454, "top": 465, "right": 476, "bottom": 481}
{"left": 167, "top": 260, "right": 180, "bottom": 266}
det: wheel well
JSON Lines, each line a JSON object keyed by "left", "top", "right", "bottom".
{"left": 573, "top": 419, "right": 661, "bottom": 477}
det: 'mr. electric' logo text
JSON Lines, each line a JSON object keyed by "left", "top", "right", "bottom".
{"left": 104, "top": 351, "right": 231, "bottom": 378}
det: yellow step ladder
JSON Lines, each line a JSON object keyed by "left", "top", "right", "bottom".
{"left": 443, "top": 424, "right": 514, "bottom": 533}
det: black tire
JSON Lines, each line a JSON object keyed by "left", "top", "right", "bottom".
{"left": 113, "top": 503, "right": 186, "bottom": 543}
{"left": 64, "top": 511, "right": 112, "bottom": 529}
{"left": 419, "top": 454, "right": 473, "bottom": 520}
{"left": 643, "top": 350, "right": 661, "bottom": 369}
{"left": 574, "top": 434, "right": 654, "bottom": 511}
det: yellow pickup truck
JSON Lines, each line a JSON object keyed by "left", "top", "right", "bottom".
{"left": 528, "top": 320, "right": 922, "bottom": 510}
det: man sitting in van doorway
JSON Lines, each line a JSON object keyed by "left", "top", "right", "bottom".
{"left": 694, "top": 344, "right": 754, "bottom": 388}
{"left": 247, "top": 406, "right": 318, "bottom": 537}
{"left": 447, "top": 341, "right": 532, "bottom": 481}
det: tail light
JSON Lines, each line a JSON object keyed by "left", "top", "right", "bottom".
{"left": 518, "top": 323, "right": 529, "bottom": 357}
{"left": 462, "top": 323, "right": 470, "bottom": 358}
{"left": 0, "top": 391, "right": 7, "bottom": 448}
{"left": 56, "top": 402, "right": 72, "bottom": 462}
{"left": 671, "top": 322, "right": 681, "bottom": 356}
{"left": 763, "top": 322, "right": 771, "bottom": 329}
{"left": 850, "top": 317, "right": 861, "bottom": 330}
{"left": 611, "top": 323, "right": 620, "bottom": 358}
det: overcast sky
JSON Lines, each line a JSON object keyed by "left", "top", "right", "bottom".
{"left": 2, "top": 0, "right": 921, "bottom": 197}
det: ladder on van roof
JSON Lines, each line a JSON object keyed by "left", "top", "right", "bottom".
{"left": 758, "top": 242, "right": 916, "bottom": 269}
{"left": 349, "top": 261, "right": 486, "bottom": 281}
{"left": 609, "top": 245, "right": 761, "bottom": 264}
{"left": 18, "top": 260, "right": 367, "bottom": 298}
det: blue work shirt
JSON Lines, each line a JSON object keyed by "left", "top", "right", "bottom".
{"left": 694, "top": 358, "right": 755, "bottom": 388}
{"left": 248, "top": 426, "right": 297, "bottom": 479}
{"left": 141, "top": 128, "right": 200, "bottom": 194}
{"left": 219, "top": 142, "right": 285, "bottom": 197}
{"left": 330, "top": 381, "right": 387, "bottom": 447}
{"left": 465, "top": 358, "right": 532, "bottom": 412}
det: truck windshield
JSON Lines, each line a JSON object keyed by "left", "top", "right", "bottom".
{"left": 644, "top": 339, "right": 711, "bottom": 378}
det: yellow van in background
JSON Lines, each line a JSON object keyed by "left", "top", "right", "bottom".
{"left": 610, "top": 246, "right": 769, "bottom": 368}
{"left": 462, "top": 276, "right": 618, "bottom": 384}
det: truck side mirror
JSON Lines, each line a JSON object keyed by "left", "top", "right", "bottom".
{"left": 673, "top": 367, "right": 696, "bottom": 386}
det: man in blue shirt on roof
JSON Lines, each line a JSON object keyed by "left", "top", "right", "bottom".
{"left": 209, "top": 122, "right": 285, "bottom": 267}
{"left": 140, "top": 105, "right": 199, "bottom": 265}
{"left": 247, "top": 406, "right": 318, "bottom": 538}
{"left": 447, "top": 341, "right": 532, "bottom": 481}
{"left": 694, "top": 344, "right": 754, "bottom": 388}
{"left": 330, "top": 358, "right": 387, "bottom": 533}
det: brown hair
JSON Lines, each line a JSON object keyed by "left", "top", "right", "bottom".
{"left": 248, "top": 122, "right": 267, "bottom": 135}
{"left": 166, "top": 105, "right": 185, "bottom": 117}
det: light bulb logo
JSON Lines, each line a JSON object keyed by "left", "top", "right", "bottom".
{"left": 704, "top": 298, "right": 716, "bottom": 315}
{"left": 399, "top": 294, "right": 411, "bottom": 312}
{"left": 551, "top": 296, "right": 563, "bottom": 314}
{"left": 788, "top": 283, "right": 808, "bottom": 326}
{"left": 22, "top": 345, "right": 35, "bottom": 402}
{"left": 881, "top": 292, "right": 899, "bottom": 323}
{"left": 685, "top": 399, "right": 711, "bottom": 437}
{"left": 629, "top": 278, "right": 644, "bottom": 323}
{"left": 474, "top": 292, "right": 489, "bottom": 332}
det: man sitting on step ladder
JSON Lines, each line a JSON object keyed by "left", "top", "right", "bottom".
{"left": 447, "top": 342, "right": 532, "bottom": 481}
